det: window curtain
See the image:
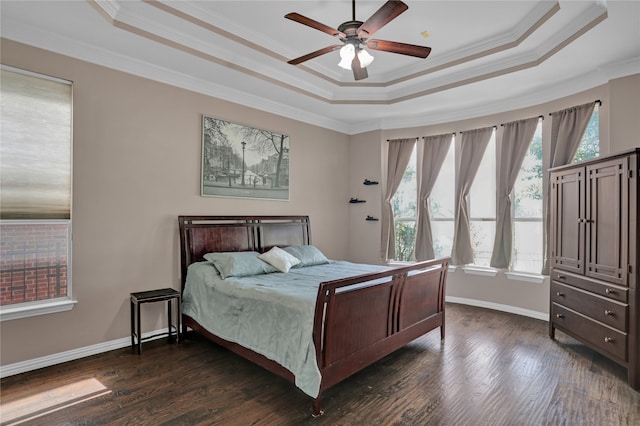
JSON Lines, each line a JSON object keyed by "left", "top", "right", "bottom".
{"left": 450, "top": 127, "right": 493, "bottom": 265}
{"left": 381, "top": 138, "right": 416, "bottom": 261}
{"left": 489, "top": 117, "right": 539, "bottom": 268}
{"left": 414, "top": 134, "right": 453, "bottom": 261}
{"left": 542, "top": 101, "right": 596, "bottom": 273}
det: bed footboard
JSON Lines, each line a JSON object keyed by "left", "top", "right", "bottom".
{"left": 311, "top": 257, "right": 449, "bottom": 415}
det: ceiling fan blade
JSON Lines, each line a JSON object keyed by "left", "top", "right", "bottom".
{"left": 366, "top": 39, "right": 431, "bottom": 58}
{"left": 357, "top": 1, "right": 408, "bottom": 39}
{"left": 351, "top": 54, "right": 368, "bottom": 81}
{"left": 287, "top": 45, "right": 343, "bottom": 65}
{"left": 285, "top": 13, "right": 346, "bottom": 39}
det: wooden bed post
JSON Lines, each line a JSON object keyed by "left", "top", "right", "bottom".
{"left": 312, "top": 397, "right": 324, "bottom": 417}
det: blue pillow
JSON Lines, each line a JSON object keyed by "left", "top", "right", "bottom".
{"left": 283, "top": 245, "right": 330, "bottom": 268}
{"left": 203, "top": 251, "right": 277, "bottom": 279}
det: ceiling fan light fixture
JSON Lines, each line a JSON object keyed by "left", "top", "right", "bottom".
{"left": 339, "top": 43, "right": 374, "bottom": 70}
{"left": 357, "top": 49, "right": 374, "bottom": 67}
{"left": 338, "top": 44, "right": 355, "bottom": 69}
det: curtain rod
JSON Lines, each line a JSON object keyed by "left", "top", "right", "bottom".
{"left": 459, "top": 126, "right": 496, "bottom": 134}
{"left": 421, "top": 132, "right": 457, "bottom": 139}
{"left": 387, "top": 99, "right": 600, "bottom": 137}
{"left": 500, "top": 115, "right": 545, "bottom": 127}
{"left": 385, "top": 137, "right": 420, "bottom": 142}
{"left": 549, "top": 99, "right": 601, "bottom": 116}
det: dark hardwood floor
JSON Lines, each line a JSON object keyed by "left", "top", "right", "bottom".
{"left": 2, "top": 303, "right": 639, "bottom": 425}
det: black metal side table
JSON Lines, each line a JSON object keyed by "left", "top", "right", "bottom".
{"left": 130, "top": 288, "right": 181, "bottom": 354}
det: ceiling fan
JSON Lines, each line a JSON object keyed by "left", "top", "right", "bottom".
{"left": 285, "top": 0, "right": 431, "bottom": 81}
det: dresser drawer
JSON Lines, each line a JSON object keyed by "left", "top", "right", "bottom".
{"left": 551, "top": 281, "right": 628, "bottom": 331}
{"left": 551, "top": 303, "right": 628, "bottom": 362}
{"left": 551, "top": 269, "right": 628, "bottom": 303}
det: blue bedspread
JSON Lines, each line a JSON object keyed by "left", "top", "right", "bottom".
{"left": 182, "top": 260, "right": 389, "bottom": 398}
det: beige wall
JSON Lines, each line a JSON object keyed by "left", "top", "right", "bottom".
{"left": 0, "top": 39, "right": 350, "bottom": 364}
{"left": 346, "top": 75, "right": 639, "bottom": 316}
{"left": 347, "top": 130, "right": 386, "bottom": 265}
{"left": 1, "top": 37, "right": 638, "bottom": 367}
{"left": 609, "top": 74, "right": 640, "bottom": 153}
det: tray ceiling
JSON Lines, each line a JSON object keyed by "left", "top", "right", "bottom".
{"left": 1, "top": 1, "right": 639, "bottom": 134}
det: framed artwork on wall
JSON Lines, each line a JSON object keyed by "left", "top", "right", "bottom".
{"left": 201, "top": 115, "right": 290, "bottom": 200}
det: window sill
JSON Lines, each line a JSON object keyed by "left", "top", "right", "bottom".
{"left": 0, "top": 298, "right": 77, "bottom": 322}
{"left": 461, "top": 266, "right": 499, "bottom": 277}
{"left": 505, "top": 271, "right": 547, "bottom": 284}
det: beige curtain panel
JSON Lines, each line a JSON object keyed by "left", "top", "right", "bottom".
{"left": 542, "top": 101, "right": 596, "bottom": 273}
{"left": 549, "top": 102, "right": 596, "bottom": 169}
{"left": 414, "top": 134, "right": 453, "bottom": 261}
{"left": 490, "top": 117, "right": 539, "bottom": 269}
{"left": 450, "top": 127, "right": 494, "bottom": 265}
{"left": 380, "top": 138, "right": 416, "bottom": 261}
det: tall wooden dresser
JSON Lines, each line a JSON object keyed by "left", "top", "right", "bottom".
{"left": 549, "top": 148, "right": 639, "bottom": 390}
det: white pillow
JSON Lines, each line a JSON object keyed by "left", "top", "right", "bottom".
{"left": 258, "top": 246, "right": 301, "bottom": 273}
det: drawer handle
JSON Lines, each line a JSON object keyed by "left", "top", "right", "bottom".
{"left": 604, "top": 310, "right": 614, "bottom": 316}
{"left": 556, "top": 292, "right": 564, "bottom": 297}
{"left": 604, "top": 337, "right": 615, "bottom": 343}
{"left": 557, "top": 275, "right": 566, "bottom": 280}
{"left": 605, "top": 288, "right": 615, "bottom": 295}
{"left": 556, "top": 313, "right": 564, "bottom": 319}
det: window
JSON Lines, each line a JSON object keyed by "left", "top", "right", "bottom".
{"left": 392, "top": 147, "right": 417, "bottom": 261}
{"left": 573, "top": 105, "right": 599, "bottom": 162}
{"left": 429, "top": 140, "right": 455, "bottom": 259}
{"left": 389, "top": 106, "right": 597, "bottom": 272}
{"left": 0, "top": 66, "right": 74, "bottom": 320}
{"left": 512, "top": 121, "right": 543, "bottom": 273}
{"left": 468, "top": 130, "right": 496, "bottom": 267}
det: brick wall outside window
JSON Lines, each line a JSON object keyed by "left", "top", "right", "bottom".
{"left": 0, "top": 222, "right": 69, "bottom": 306}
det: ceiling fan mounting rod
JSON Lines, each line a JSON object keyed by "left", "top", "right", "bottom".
{"left": 352, "top": 0, "right": 356, "bottom": 21}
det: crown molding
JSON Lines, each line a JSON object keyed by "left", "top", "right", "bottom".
{"left": 348, "top": 62, "right": 637, "bottom": 135}
{"left": 142, "top": 0, "right": 562, "bottom": 87}
{"left": 381, "top": 1, "right": 561, "bottom": 84}
{"left": 4, "top": 18, "right": 635, "bottom": 137}
{"left": 0, "top": 20, "right": 351, "bottom": 133}
{"left": 88, "top": 0, "right": 610, "bottom": 106}
{"left": 2, "top": 1, "right": 635, "bottom": 136}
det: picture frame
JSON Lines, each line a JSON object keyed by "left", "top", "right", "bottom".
{"left": 201, "top": 115, "right": 290, "bottom": 200}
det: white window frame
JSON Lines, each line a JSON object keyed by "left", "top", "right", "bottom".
{"left": 429, "top": 139, "right": 456, "bottom": 260}
{"left": 0, "top": 65, "right": 76, "bottom": 321}
{"left": 466, "top": 130, "right": 497, "bottom": 269}
{"left": 509, "top": 119, "right": 544, "bottom": 278}
{"left": 391, "top": 146, "right": 418, "bottom": 262}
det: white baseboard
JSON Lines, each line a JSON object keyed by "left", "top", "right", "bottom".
{"left": 0, "top": 328, "right": 171, "bottom": 379}
{"left": 2, "top": 299, "right": 547, "bottom": 379}
{"left": 446, "top": 296, "right": 549, "bottom": 321}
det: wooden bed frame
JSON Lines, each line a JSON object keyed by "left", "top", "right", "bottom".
{"left": 178, "top": 215, "right": 449, "bottom": 416}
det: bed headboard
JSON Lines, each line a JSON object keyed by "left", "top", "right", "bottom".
{"left": 178, "top": 215, "right": 311, "bottom": 290}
